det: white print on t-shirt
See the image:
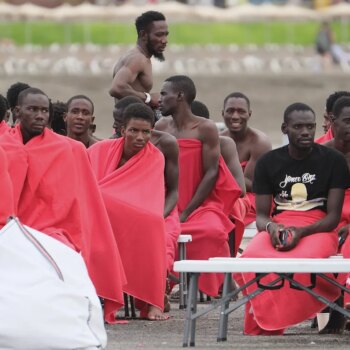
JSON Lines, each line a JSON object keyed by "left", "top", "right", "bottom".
{"left": 280, "top": 190, "right": 288, "bottom": 198}
{"left": 279, "top": 173, "right": 316, "bottom": 189}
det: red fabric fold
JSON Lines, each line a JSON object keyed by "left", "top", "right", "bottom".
{"left": 178, "top": 139, "right": 241, "bottom": 296}
{"left": 230, "top": 196, "right": 251, "bottom": 256}
{"left": 0, "top": 121, "right": 10, "bottom": 136}
{"left": 240, "top": 161, "right": 256, "bottom": 225}
{"left": 165, "top": 206, "right": 181, "bottom": 272}
{"left": 88, "top": 139, "right": 167, "bottom": 311}
{"left": 0, "top": 146, "right": 14, "bottom": 226}
{"left": 315, "top": 128, "right": 333, "bottom": 144}
{"left": 65, "top": 138, "right": 126, "bottom": 324}
{"left": 236, "top": 210, "right": 341, "bottom": 334}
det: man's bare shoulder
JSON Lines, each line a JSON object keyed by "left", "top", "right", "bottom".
{"left": 220, "top": 128, "right": 230, "bottom": 137}
{"left": 113, "top": 48, "right": 148, "bottom": 75}
{"left": 152, "top": 130, "right": 178, "bottom": 156}
{"left": 154, "top": 116, "right": 173, "bottom": 131}
{"left": 248, "top": 127, "right": 272, "bottom": 147}
{"left": 219, "top": 135, "right": 236, "bottom": 147}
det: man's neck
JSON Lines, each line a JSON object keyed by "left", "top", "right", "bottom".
{"left": 172, "top": 108, "right": 194, "bottom": 129}
{"left": 20, "top": 126, "right": 41, "bottom": 145}
{"left": 288, "top": 144, "right": 313, "bottom": 160}
{"left": 136, "top": 42, "right": 151, "bottom": 59}
{"left": 334, "top": 138, "right": 350, "bottom": 154}
{"left": 229, "top": 127, "right": 249, "bottom": 142}
{"left": 67, "top": 131, "right": 90, "bottom": 148}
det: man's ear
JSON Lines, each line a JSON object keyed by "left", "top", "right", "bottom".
{"left": 14, "top": 106, "right": 21, "bottom": 119}
{"left": 248, "top": 109, "right": 252, "bottom": 118}
{"left": 120, "top": 126, "right": 126, "bottom": 137}
{"left": 91, "top": 116, "right": 95, "bottom": 123}
{"left": 281, "top": 122, "right": 288, "bottom": 134}
{"left": 177, "top": 91, "right": 184, "bottom": 101}
{"left": 139, "top": 29, "right": 147, "bottom": 42}
{"left": 63, "top": 112, "right": 67, "bottom": 123}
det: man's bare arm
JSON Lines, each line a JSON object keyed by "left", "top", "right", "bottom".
{"left": 244, "top": 134, "right": 272, "bottom": 192}
{"left": 180, "top": 121, "right": 220, "bottom": 222}
{"left": 162, "top": 136, "right": 179, "bottom": 218}
{"left": 220, "top": 136, "right": 246, "bottom": 196}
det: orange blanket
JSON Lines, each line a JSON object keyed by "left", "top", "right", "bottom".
{"left": 236, "top": 210, "right": 340, "bottom": 334}
{"left": 178, "top": 139, "right": 241, "bottom": 296}
{"left": 88, "top": 138, "right": 167, "bottom": 311}
{"left": 315, "top": 128, "right": 333, "bottom": 144}
{"left": 0, "top": 126, "right": 125, "bottom": 323}
{"left": 0, "top": 146, "right": 14, "bottom": 226}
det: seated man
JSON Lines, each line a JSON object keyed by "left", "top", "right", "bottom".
{"left": 88, "top": 103, "right": 168, "bottom": 320}
{"left": 64, "top": 95, "right": 98, "bottom": 148}
{"left": 112, "top": 96, "right": 180, "bottom": 276}
{"left": 236, "top": 102, "right": 350, "bottom": 335}
{"left": 156, "top": 75, "right": 241, "bottom": 296}
{"left": 315, "top": 90, "right": 350, "bottom": 144}
{"left": 221, "top": 92, "right": 272, "bottom": 225}
{"left": 0, "top": 87, "right": 125, "bottom": 323}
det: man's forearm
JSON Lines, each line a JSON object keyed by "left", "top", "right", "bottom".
{"left": 182, "top": 171, "right": 217, "bottom": 218}
{"left": 296, "top": 213, "right": 340, "bottom": 237}
{"left": 164, "top": 191, "right": 178, "bottom": 218}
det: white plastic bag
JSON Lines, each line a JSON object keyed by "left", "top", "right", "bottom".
{"left": 0, "top": 218, "right": 107, "bottom": 350}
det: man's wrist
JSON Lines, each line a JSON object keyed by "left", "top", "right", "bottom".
{"left": 265, "top": 221, "right": 273, "bottom": 233}
{"left": 144, "top": 92, "right": 151, "bottom": 104}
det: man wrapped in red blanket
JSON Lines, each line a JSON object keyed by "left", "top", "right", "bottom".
{"left": 156, "top": 75, "right": 241, "bottom": 296}
{"left": 236, "top": 102, "right": 350, "bottom": 335}
{"left": 0, "top": 87, "right": 125, "bottom": 323}
{"left": 88, "top": 103, "right": 168, "bottom": 321}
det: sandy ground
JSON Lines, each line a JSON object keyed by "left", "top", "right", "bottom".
{"left": 106, "top": 299, "right": 350, "bottom": 349}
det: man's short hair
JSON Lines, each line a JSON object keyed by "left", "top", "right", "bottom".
{"left": 0, "top": 94, "right": 7, "bottom": 122}
{"left": 135, "top": 11, "right": 166, "bottom": 35}
{"left": 164, "top": 75, "right": 196, "bottom": 105}
{"left": 332, "top": 96, "right": 350, "bottom": 119}
{"left": 115, "top": 96, "right": 143, "bottom": 111}
{"left": 223, "top": 92, "right": 250, "bottom": 109}
{"left": 6, "top": 82, "right": 30, "bottom": 109}
{"left": 191, "top": 100, "right": 210, "bottom": 119}
{"left": 283, "top": 102, "right": 315, "bottom": 122}
{"left": 326, "top": 91, "right": 350, "bottom": 114}
{"left": 123, "top": 103, "right": 155, "bottom": 127}
{"left": 66, "top": 95, "right": 94, "bottom": 114}
{"left": 17, "top": 87, "right": 48, "bottom": 105}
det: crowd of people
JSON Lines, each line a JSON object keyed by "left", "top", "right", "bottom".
{"left": 1, "top": 9, "right": 350, "bottom": 338}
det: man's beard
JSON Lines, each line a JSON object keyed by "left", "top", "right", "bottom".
{"left": 147, "top": 41, "right": 165, "bottom": 62}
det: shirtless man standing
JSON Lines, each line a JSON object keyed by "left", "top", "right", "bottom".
{"left": 109, "top": 11, "right": 168, "bottom": 109}
{"left": 221, "top": 92, "right": 272, "bottom": 224}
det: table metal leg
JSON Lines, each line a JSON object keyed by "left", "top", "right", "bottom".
{"left": 217, "top": 272, "right": 232, "bottom": 341}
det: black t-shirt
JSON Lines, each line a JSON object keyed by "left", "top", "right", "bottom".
{"left": 253, "top": 144, "right": 350, "bottom": 214}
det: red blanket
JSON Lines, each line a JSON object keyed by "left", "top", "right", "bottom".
{"left": 240, "top": 161, "right": 256, "bottom": 225}
{"left": 88, "top": 138, "right": 167, "bottom": 311}
{"left": 0, "top": 121, "right": 9, "bottom": 136}
{"left": 315, "top": 128, "right": 333, "bottom": 144}
{"left": 65, "top": 138, "right": 126, "bottom": 324}
{"left": 178, "top": 139, "right": 241, "bottom": 296}
{"left": 0, "top": 146, "right": 14, "bottom": 226}
{"left": 236, "top": 210, "right": 340, "bottom": 334}
{"left": 165, "top": 206, "right": 181, "bottom": 272}
{"left": 230, "top": 196, "right": 251, "bottom": 256}
{"left": 0, "top": 126, "right": 125, "bottom": 323}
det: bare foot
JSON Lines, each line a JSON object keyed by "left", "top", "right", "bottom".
{"left": 147, "top": 305, "right": 169, "bottom": 321}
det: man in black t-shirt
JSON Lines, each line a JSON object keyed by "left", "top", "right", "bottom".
{"left": 236, "top": 102, "right": 350, "bottom": 336}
